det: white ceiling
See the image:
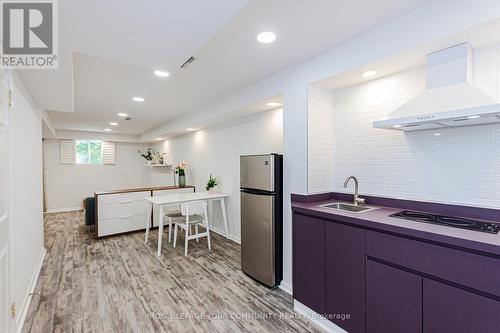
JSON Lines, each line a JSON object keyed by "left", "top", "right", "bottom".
{"left": 19, "top": 0, "right": 246, "bottom": 115}
{"left": 314, "top": 17, "right": 500, "bottom": 91}
{"left": 18, "top": 0, "right": 437, "bottom": 137}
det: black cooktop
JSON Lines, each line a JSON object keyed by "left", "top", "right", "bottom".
{"left": 389, "top": 210, "right": 500, "bottom": 234}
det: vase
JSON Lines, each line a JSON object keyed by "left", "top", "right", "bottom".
{"left": 178, "top": 170, "right": 186, "bottom": 188}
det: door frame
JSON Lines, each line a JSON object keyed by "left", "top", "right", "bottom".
{"left": 0, "top": 70, "right": 15, "bottom": 333}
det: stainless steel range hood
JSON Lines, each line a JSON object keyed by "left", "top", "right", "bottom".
{"left": 373, "top": 43, "right": 500, "bottom": 131}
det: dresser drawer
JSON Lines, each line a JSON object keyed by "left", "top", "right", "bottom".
{"left": 98, "top": 191, "right": 151, "bottom": 204}
{"left": 98, "top": 214, "right": 148, "bottom": 237}
{"left": 98, "top": 199, "right": 149, "bottom": 220}
{"left": 366, "top": 231, "right": 500, "bottom": 297}
{"left": 97, "top": 191, "right": 150, "bottom": 220}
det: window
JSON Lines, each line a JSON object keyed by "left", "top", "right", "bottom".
{"left": 60, "top": 140, "right": 115, "bottom": 165}
{"left": 76, "top": 140, "right": 103, "bottom": 165}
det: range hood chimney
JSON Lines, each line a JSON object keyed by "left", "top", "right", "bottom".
{"left": 373, "top": 43, "right": 500, "bottom": 131}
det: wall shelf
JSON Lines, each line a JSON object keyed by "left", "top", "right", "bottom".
{"left": 145, "top": 163, "right": 171, "bottom": 167}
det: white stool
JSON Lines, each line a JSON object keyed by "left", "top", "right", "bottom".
{"left": 144, "top": 205, "right": 180, "bottom": 245}
{"left": 165, "top": 207, "right": 181, "bottom": 242}
{"left": 172, "top": 201, "right": 211, "bottom": 256}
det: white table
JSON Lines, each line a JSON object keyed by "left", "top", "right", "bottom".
{"left": 144, "top": 192, "right": 230, "bottom": 256}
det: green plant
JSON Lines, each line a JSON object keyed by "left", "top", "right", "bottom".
{"left": 206, "top": 174, "right": 219, "bottom": 191}
{"left": 154, "top": 152, "right": 167, "bottom": 164}
{"left": 138, "top": 148, "right": 153, "bottom": 161}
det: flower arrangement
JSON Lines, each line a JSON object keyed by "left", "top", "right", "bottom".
{"left": 206, "top": 174, "right": 219, "bottom": 192}
{"left": 174, "top": 161, "right": 187, "bottom": 175}
{"left": 174, "top": 161, "right": 188, "bottom": 187}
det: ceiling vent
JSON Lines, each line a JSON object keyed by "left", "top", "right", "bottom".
{"left": 180, "top": 56, "right": 196, "bottom": 69}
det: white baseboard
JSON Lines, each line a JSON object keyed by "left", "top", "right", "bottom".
{"left": 210, "top": 226, "right": 241, "bottom": 244}
{"left": 294, "top": 300, "right": 348, "bottom": 333}
{"left": 279, "top": 280, "right": 292, "bottom": 295}
{"left": 44, "top": 207, "right": 82, "bottom": 214}
{"left": 16, "top": 247, "right": 46, "bottom": 333}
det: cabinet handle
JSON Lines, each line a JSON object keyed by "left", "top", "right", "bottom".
{"left": 120, "top": 200, "right": 133, "bottom": 204}
{"left": 120, "top": 215, "right": 134, "bottom": 219}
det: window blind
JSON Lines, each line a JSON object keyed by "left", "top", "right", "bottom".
{"left": 102, "top": 142, "right": 115, "bottom": 165}
{"left": 60, "top": 140, "right": 76, "bottom": 164}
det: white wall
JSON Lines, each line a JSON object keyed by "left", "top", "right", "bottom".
{"left": 9, "top": 75, "right": 45, "bottom": 332}
{"left": 150, "top": 109, "right": 283, "bottom": 242}
{"left": 43, "top": 140, "right": 150, "bottom": 211}
{"left": 322, "top": 44, "right": 500, "bottom": 208}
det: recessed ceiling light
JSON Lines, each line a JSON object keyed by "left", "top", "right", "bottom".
{"left": 257, "top": 31, "right": 276, "bottom": 44}
{"left": 109, "top": 122, "right": 119, "bottom": 126}
{"left": 186, "top": 128, "right": 195, "bottom": 131}
{"left": 154, "top": 70, "right": 170, "bottom": 78}
{"left": 266, "top": 101, "right": 282, "bottom": 107}
{"left": 434, "top": 133, "right": 441, "bottom": 136}
{"left": 361, "top": 70, "right": 377, "bottom": 78}
{"left": 132, "top": 96, "right": 145, "bottom": 102}
{"left": 155, "top": 137, "right": 165, "bottom": 141}
{"left": 117, "top": 113, "right": 128, "bottom": 117}
{"left": 392, "top": 124, "right": 402, "bottom": 128}
{"left": 104, "top": 128, "right": 112, "bottom": 132}
{"left": 467, "top": 115, "right": 480, "bottom": 119}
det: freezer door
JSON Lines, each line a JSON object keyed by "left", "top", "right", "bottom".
{"left": 240, "top": 154, "right": 275, "bottom": 192}
{"left": 241, "top": 191, "right": 276, "bottom": 286}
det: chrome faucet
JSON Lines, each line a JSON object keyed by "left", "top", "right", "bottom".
{"left": 343, "top": 176, "right": 365, "bottom": 206}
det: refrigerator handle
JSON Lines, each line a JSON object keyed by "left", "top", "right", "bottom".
{"left": 240, "top": 188, "right": 276, "bottom": 195}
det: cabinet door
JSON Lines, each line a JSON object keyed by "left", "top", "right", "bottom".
{"left": 325, "top": 222, "right": 365, "bottom": 333}
{"left": 423, "top": 278, "right": 500, "bottom": 333}
{"left": 366, "top": 259, "right": 422, "bottom": 333}
{"left": 293, "top": 213, "right": 325, "bottom": 314}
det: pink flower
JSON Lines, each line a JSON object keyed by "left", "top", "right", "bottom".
{"left": 175, "top": 161, "right": 188, "bottom": 170}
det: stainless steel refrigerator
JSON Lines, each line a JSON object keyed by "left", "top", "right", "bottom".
{"left": 240, "top": 153, "right": 282, "bottom": 287}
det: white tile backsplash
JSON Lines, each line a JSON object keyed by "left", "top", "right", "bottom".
{"left": 308, "top": 85, "right": 334, "bottom": 193}
{"left": 309, "top": 45, "right": 500, "bottom": 208}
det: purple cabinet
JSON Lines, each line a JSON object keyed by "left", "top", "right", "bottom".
{"left": 366, "top": 259, "right": 422, "bottom": 333}
{"left": 292, "top": 210, "right": 500, "bottom": 333}
{"left": 325, "top": 222, "right": 365, "bottom": 333}
{"left": 292, "top": 213, "right": 325, "bottom": 314}
{"left": 366, "top": 231, "right": 500, "bottom": 298}
{"left": 423, "top": 278, "right": 500, "bottom": 333}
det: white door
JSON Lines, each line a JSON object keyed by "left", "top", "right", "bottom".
{"left": 0, "top": 75, "right": 13, "bottom": 332}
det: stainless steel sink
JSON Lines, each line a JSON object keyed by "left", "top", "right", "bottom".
{"left": 319, "top": 202, "right": 377, "bottom": 213}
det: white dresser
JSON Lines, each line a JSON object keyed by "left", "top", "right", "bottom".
{"left": 95, "top": 185, "right": 195, "bottom": 237}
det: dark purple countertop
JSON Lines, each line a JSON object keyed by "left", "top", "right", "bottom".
{"left": 292, "top": 193, "right": 500, "bottom": 257}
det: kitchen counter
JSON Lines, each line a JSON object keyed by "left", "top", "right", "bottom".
{"left": 292, "top": 193, "right": 500, "bottom": 257}
{"left": 292, "top": 193, "right": 500, "bottom": 332}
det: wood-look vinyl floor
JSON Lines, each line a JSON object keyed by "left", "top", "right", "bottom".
{"left": 22, "top": 211, "right": 322, "bottom": 333}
